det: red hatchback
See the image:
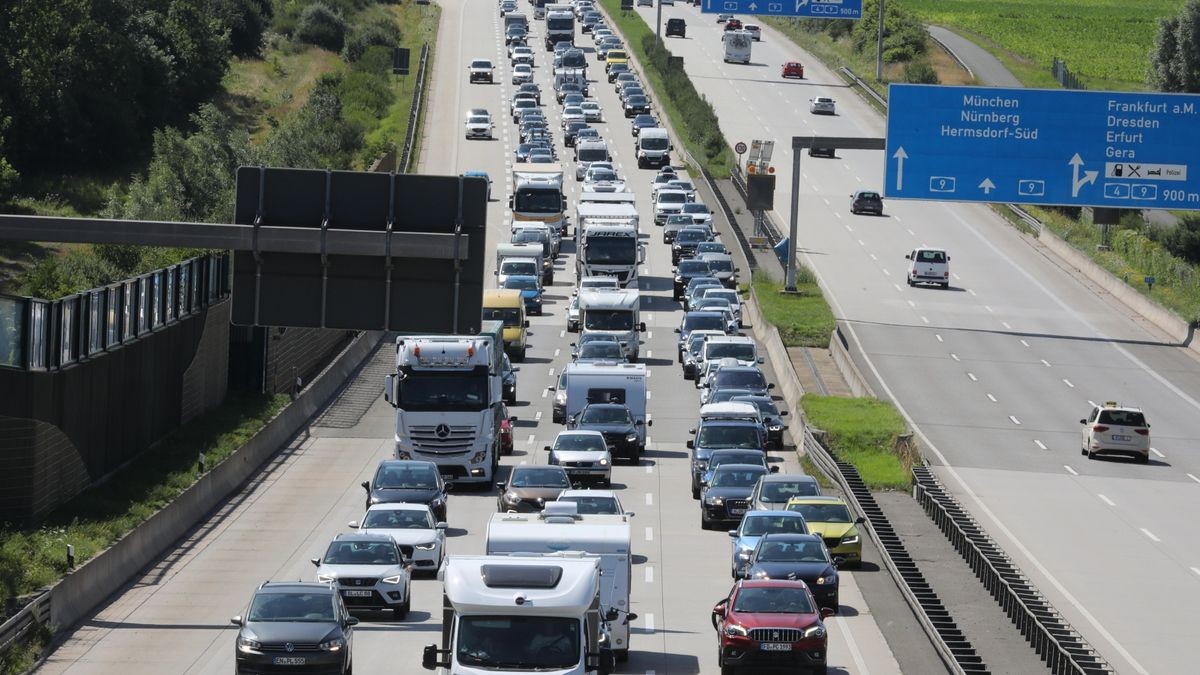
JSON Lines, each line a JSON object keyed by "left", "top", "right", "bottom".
{"left": 712, "top": 579, "right": 831, "bottom": 674}
{"left": 782, "top": 61, "right": 805, "bottom": 79}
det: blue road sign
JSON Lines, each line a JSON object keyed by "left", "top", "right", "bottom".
{"left": 702, "top": 0, "right": 862, "bottom": 19}
{"left": 884, "top": 84, "right": 1200, "bottom": 210}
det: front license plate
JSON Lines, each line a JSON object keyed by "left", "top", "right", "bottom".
{"left": 760, "top": 642, "right": 793, "bottom": 652}
{"left": 730, "top": 508, "right": 746, "bottom": 515}
{"left": 273, "top": 657, "right": 306, "bottom": 665}
{"left": 343, "top": 590, "right": 373, "bottom": 597}
{"left": 1111, "top": 434, "right": 1131, "bottom": 441}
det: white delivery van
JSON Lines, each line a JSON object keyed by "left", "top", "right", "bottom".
{"left": 496, "top": 242, "right": 544, "bottom": 285}
{"left": 577, "top": 288, "right": 645, "bottom": 361}
{"left": 636, "top": 128, "right": 671, "bottom": 169}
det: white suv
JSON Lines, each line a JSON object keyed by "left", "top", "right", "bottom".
{"left": 1081, "top": 402, "right": 1150, "bottom": 462}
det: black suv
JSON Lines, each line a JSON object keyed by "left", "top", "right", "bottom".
{"left": 666, "top": 18, "right": 686, "bottom": 38}
{"left": 232, "top": 581, "right": 356, "bottom": 675}
{"left": 362, "top": 459, "right": 450, "bottom": 521}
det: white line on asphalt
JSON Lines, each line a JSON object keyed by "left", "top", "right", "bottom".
{"left": 921, "top": 316, "right": 930, "bottom": 324}
{"left": 987, "top": 394, "right": 997, "bottom": 403}
{"left": 542, "top": 388, "right": 548, "bottom": 399}
{"left": 984, "top": 305, "right": 993, "bottom": 313}
{"left": 647, "top": 350, "right": 653, "bottom": 359}
{"left": 646, "top": 391, "right": 652, "bottom": 400}
{"left": 535, "top": 411, "right": 542, "bottom": 422}
{"left": 646, "top": 463, "right": 654, "bottom": 474}
{"left": 1141, "top": 528, "right": 1161, "bottom": 543}
{"left": 1189, "top": 473, "right": 1200, "bottom": 484}
{"left": 1009, "top": 415, "right": 1021, "bottom": 425}
{"left": 857, "top": 239, "right": 865, "bottom": 246}
{"left": 647, "top": 331, "right": 653, "bottom": 339}
{"left": 1034, "top": 439, "right": 1047, "bottom": 450}
{"left": 644, "top": 613, "right": 655, "bottom": 633}
{"left": 559, "top": 330, "right": 566, "bottom": 338}
{"left": 950, "top": 353, "right": 960, "bottom": 361}
{"left": 894, "top": 215, "right": 903, "bottom": 222}
{"left": 1020, "top": 339, "right": 1031, "bottom": 347}
{"left": 1002, "top": 321, "right": 1012, "bottom": 330}
{"left": 906, "top": 300, "right": 915, "bottom": 308}
{"left": 1098, "top": 494, "right": 1116, "bottom": 507}
{"left": 907, "top": 228, "right": 915, "bottom": 236}
{"left": 645, "top": 493, "right": 653, "bottom": 506}
{"left": 527, "top": 434, "right": 535, "bottom": 445}
{"left": 645, "top": 566, "right": 654, "bottom": 583}
{"left": 644, "top": 527, "right": 653, "bottom": 541}
{"left": 548, "top": 368, "right": 555, "bottom": 377}
{"left": 936, "top": 334, "right": 943, "bottom": 342}
{"left": 646, "top": 369, "right": 652, "bottom": 378}
{"left": 893, "top": 283, "right": 902, "bottom": 292}
{"left": 1151, "top": 447, "right": 1164, "bottom": 458}
{"left": 1088, "top": 400, "right": 1097, "bottom": 408}
{"left": 967, "top": 373, "right": 977, "bottom": 382}
{"left": 822, "top": 197, "right": 830, "bottom": 206}
{"left": 1064, "top": 465, "right": 1079, "bottom": 476}
{"left": 553, "top": 348, "right": 560, "bottom": 357}
{"left": 1063, "top": 379, "right": 1075, "bottom": 388}
{"left": 967, "top": 288, "right": 977, "bottom": 296}
{"left": 882, "top": 268, "right": 890, "bottom": 276}
{"left": 1041, "top": 359, "right": 1052, "bottom": 367}
{"left": 845, "top": 223, "right": 853, "bottom": 232}
{"left": 869, "top": 253, "right": 876, "bottom": 260}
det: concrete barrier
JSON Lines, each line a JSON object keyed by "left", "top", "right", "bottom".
{"left": 48, "top": 330, "right": 386, "bottom": 633}
{"left": 828, "top": 327, "right": 876, "bottom": 398}
{"left": 744, "top": 289, "right": 809, "bottom": 450}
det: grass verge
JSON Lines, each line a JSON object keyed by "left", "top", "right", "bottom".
{"left": 752, "top": 274, "right": 836, "bottom": 348}
{"left": 597, "top": 0, "right": 733, "bottom": 177}
{"left": 800, "top": 395, "right": 912, "bottom": 490}
{"left": 0, "top": 393, "right": 288, "bottom": 612}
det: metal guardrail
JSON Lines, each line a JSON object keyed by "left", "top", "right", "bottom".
{"left": 0, "top": 591, "right": 50, "bottom": 657}
{"left": 1006, "top": 204, "right": 1043, "bottom": 233}
{"left": 698, "top": 165, "right": 756, "bottom": 271}
{"left": 801, "top": 429, "right": 983, "bottom": 674}
{"left": 840, "top": 66, "right": 888, "bottom": 108}
{"left": 399, "top": 42, "right": 431, "bottom": 173}
{"left": 913, "top": 467, "right": 1114, "bottom": 675}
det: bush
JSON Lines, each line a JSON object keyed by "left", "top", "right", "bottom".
{"left": 904, "top": 60, "right": 939, "bottom": 84}
{"left": 295, "top": 2, "right": 348, "bottom": 51}
{"left": 342, "top": 18, "right": 402, "bottom": 62}
{"left": 261, "top": 73, "right": 363, "bottom": 169}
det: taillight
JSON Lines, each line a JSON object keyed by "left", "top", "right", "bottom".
{"left": 1092, "top": 425, "right": 1109, "bottom": 433}
{"left": 1135, "top": 428, "right": 1149, "bottom": 435}
{"left": 944, "top": 272, "right": 950, "bottom": 278}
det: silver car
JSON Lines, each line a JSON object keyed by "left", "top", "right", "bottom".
{"left": 546, "top": 430, "right": 612, "bottom": 485}
{"left": 727, "top": 510, "right": 809, "bottom": 578}
{"left": 350, "top": 503, "right": 447, "bottom": 575}
{"left": 313, "top": 533, "right": 412, "bottom": 618}
{"left": 749, "top": 473, "right": 821, "bottom": 511}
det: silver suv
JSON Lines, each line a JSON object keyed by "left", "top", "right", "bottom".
{"left": 312, "top": 533, "right": 412, "bottom": 619}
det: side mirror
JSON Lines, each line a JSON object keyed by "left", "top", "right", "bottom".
{"left": 727, "top": 529, "right": 738, "bottom": 538}
{"left": 361, "top": 480, "right": 370, "bottom": 492}
{"left": 423, "top": 645, "right": 450, "bottom": 670}
{"left": 686, "top": 440, "right": 695, "bottom": 449}
{"left": 510, "top": 416, "right": 518, "bottom": 423}
{"left": 546, "top": 385, "right": 556, "bottom": 392}
{"left": 1079, "top": 418, "right": 1087, "bottom": 424}
{"left": 310, "top": 558, "right": 320, "bottom": 567}
{"left": 904, "top": 253, "right": 911, "bottom": 260}
{"left": 348, "top": 521, "right": 360, "bottom": 529}
{"left": 689, "top": 428, "right": 696, "bottom": 434}
{"left": 635, "top": 419, "right": 644, "bottom": 426}
{"left": 443, "top": 482, "right": 454, "bottom": 492}
{"left": 780, "top": 410, "right": 790, "bottom": 417}
{"left": 856, "top": 516, "right": 867, "bottom": 524}
{"left": 436, "top": 522, "right": 448, "bottom": 530}
{"left": 605, "top": 608, "right": 620, "bottom": 621}
{"left": 767, "top": 383, "right": 776, "bottom": 390}
{"left": 545, "top": 445, "right": 553, "bottom": 451}
{"left": 383, "top": 374, "right": 395, "bottom": 404}
{"left": 524, "top": 320, "right": 530, "bottom": 327}
{"left": 757, "top": 357, "right": 765, "bottom": 364}
{"left": 230, "top": 616, "right": 244, "bottom": 626}
{"left": 638, "top": 322, "right": 647, "bottom": 332}
{"left": 647, "top": 419, "right": 653, "bottom": 427}
{"left": 821, "top": 607, "right": 836, "bottom": 618}
{"left": 345, "top": 616, "right": 360, "bottom": 626}
{"left": 496, "top": 482, "right": 507, "bottom": 491}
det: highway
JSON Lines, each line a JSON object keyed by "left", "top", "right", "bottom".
{"left": 635, "top": 6, "right": 1200, "bottom": 673}
{"left": 35, "top": 1, "right": 930, "bottom": 674}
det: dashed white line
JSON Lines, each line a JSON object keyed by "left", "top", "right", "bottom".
{"left": 984, "top": 305, "right": 994, "bottom": 313}
{"left": 882, "top": 268, "right": 890, "bottom": 276}
{"left": 935, "top": 334, "right": 943, "bottom": 343}
{"left": 1141, "top": 528, "right": 1161, "bottom": 543}
{"left": 1064, "top": 465, "right": 1079, "bottom": 476}
{"left": 553, "top": 348, "right": 561, "bottom": 357}
{"left": 1151, "top": 447, "right": 1164, "bottom": 458}
{"left": 1098, "top": 494, "right": 1116, "bottom": 507}
{"left": 644, "top": 613, "right": 655, "bottom": 633}
{"left": 646, "top": 390, "right": 653, "bottom": 400}
{"left": 526, "top": 434, "right": 536, "bottom": 445}
{"left": 1189, "top": 473, "right": 1200, "bottom": 484}
{"left": 869, "top": 253, "right": 877, "bottom": 261}
{"left": 967, "top": 372, "right": 977, "bottom": 382}
{"left": 1033, "top": 439, "right": 1047, "bottom": 450}
{"left": 987, "top": 393, "right": 998, "bottom": 403}
{"left": 548, "top": 367, "right": 555, "bottom": 377}
{"left": 535, "top": 411, "right": 542, "bottom": 422}
{"left": 644, "top": 527, "right": 653, "bottom": 541}
{"left": 645, "top": 566, "right": 654, "bottom": 583}
{"left": 1001, "top": 321, "right": 1012, "bottom": 330}
{"left": 646, "top": 463, "right": 654, "bottom": 474}
{"left": 1041, "top": 359, "right": 1052, "bottom": 367}
{"left": 893, "top": 283, "right": 903, "bottom": 292}
{"left": 1020, "top": 339, "right": 1031, "bottom": 347}
{"left": 559, "top": 330, "right": 566, "bottom": 338}
{"left": 645, "top": 493, "right": 653, "bottom": 506}
{"left": 950, "top": 353, "right": 960, "bottom": 361}
{"left": 967, "top": 288, "right": 977, "bottom": 296}
{"left": 1063, "top": 379, "right": 1075, "bottom": 388}
{"left": 906, "top": 300, "right": 916, "bottom": 308}
{"left": 1009, "top": 415, "right": 1022, "bottom": 425}
{"left": 921, "top": 316, "right": 930, "bottom": 324}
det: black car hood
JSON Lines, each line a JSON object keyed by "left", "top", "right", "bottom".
{"left": 577, "top": 421, "right": 636, "bottom": 435}
{"left": 371, "top": 487, "right": 440, "bottom": 504}
{"left": 704, "top": 486, "right": 755, "bottom": 500}
{"left": 245, "top": 621, "right": 340, "bottom": 644}
{"left": 749, "top": 561, "right": 835, "bottom": 582}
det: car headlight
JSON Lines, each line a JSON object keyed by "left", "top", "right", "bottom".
{"left": 316, "top": 573, "right": 337, "bottom": 583}
{"left": 626, "top": 433, "right": 639, "bottom": 442}
{"left": 802, "top": 625, "right": 827, "bottom": 640}
{"left": 768, "top": 425, "right": 783, "bottom": 432}
{"left": 534, "top": 296, "right": 542, "bottom": 303}
{"left": 503, "top": 492, "right": 521, "bottom": 504}
{"left": 237, "top": 635, "right": 262, "bottom": 652}
{"left": 381, "top": 574, "right": 405, "bottom": 585}
{"left": 319, "top": 637, "right": 346, "bottom": 652}
{"left": 705, "top": 495, "right": 724, "bottom": 505}
{"left": 599, "top": 458, "right": 609, "bottom": 466}
{"left": 694, "top": 460, "right": 708, "bottom": 471}
{"left": 814, "top": 574, "right": 836, "bottom": 585}
{"left": 842, "top": 535, "right": 860, "bottom": 545}
{"left": 415, "top": 542, "right": 437, "bottom": 551}
{"left": 724, "top": 624, "right": 747, "bottom": 637}
{"left": 752, "top": 570, "right": 770, "bottom": 579}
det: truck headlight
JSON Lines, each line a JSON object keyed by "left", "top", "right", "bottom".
{"left": 470, "top": 450, "right": 489, "bottom": 464}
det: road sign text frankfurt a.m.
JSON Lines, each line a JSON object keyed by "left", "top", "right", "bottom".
{"left": 702, "top": 0, "right": 862, "bottom": 19}
{"left": 884, "top": 84, "right": 1200, "bottom": 210}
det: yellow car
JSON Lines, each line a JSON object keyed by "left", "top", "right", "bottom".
{"left": 605, "top": 50, "right": 629, "bottom": 71}
{"left": 784, "top": 496, "right": 865, "bottom": 568}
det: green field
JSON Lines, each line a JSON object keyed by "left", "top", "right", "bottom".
{"left": 900, "top": 0, "right": 1185, "bottom": 89}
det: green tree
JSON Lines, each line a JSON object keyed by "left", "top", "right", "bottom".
{"left": 851, "top": 0, "right": 927, "bottom": 63}
{"left": 261, "top": 74, "right": 362, "bottom": 169}
{"left": 1149, "top": 0, "right": 1200, "bottom": 91}
{"left": 0, "top": 111, "right": 18, "bottom": 202}
{"left": 295, "top": 2, "right": 348, "bottom": 51}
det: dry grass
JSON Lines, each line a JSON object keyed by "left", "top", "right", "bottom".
{"left": 218, "top": 46, "right": 346, "bottom": 143}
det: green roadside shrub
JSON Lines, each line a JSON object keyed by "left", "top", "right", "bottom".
{"left": 904, "top": 60, "right": 939, "bottom": 84}
{"left": 295, "top": 2, "right": 348, "bottom": 51}
{"left": 342, "top": 18, "right": 402, "bottom": 62}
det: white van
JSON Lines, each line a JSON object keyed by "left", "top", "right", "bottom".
{"left": 636, "top": 128, "right": 671, "bottom": 169}
{"left": 905, "top": 247, "right": 950, "bottom": 288}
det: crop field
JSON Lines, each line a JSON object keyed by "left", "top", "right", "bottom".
{"left": 900, "top": 0, "right": 1186, "bottom": 89}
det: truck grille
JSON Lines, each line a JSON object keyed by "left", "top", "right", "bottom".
{"left": 409, "top": 425, "right": 476, "bottom": 453}
{"left": 749, "top": 627, "right": 802, "bottom": 643}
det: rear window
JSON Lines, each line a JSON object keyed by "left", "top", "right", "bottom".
{"left": 915, "top": 250, "right": 946, "bottom": 263}
{"left": 684, "top": 314, "right": 725, "bottom": 331}
{"left": 1098, "top": 410, "right": 1147, "bottom": 426}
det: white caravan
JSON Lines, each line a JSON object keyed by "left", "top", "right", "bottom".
{"left": 577, "top": 288, "right": 645, "bottom": 361}
{"left": 562, "top": 362, "right": 649, "bottom": 451}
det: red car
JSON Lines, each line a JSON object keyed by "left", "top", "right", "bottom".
{"left": 725, "top": 18, "right": 743, "bottom": 30}
{"left": 782, "top": 61, "right": 805, "bottom": 79}
{"left": 712, "top": 579, "right": 832, "bottom": 674}
{"left": 499, "top": 403, "right": 515, "bottom": 455}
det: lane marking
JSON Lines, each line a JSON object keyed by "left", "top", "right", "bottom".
{"left": 1098, "top": 494, "right": 1116, "bottom": 507}
{"left": 644, "top": 527, "right": 653, "bottom": 541}
{"left": 906, "top": 299, "right": 916, "bottom": 308}
{"left": 1151, "top": 447, "right": 1164, "bottom": 458}
{"left": 554, "top": 348, "right": 561, "bottom": 357}
{"left": 1034, "top": 439, "right": 1047, "bottom": 450}
{"left": 1063, "top": 379, "right": 1075, "bottom": 388}
{"left": 1002, "top": 321, "right": 1012, "bottom": 330}
{"left": 646, "top": 390, "right": 653, "bottom": 400}
{"left": 1041, "top": 359, "right": 1052, "bottom": 367}
{"left": 646, "top": 463, "right": 654, "bottom": 474}
{"left": 526, "top": 434, "right": 535, "bottom": 445}
{"left": 1141, "top": 528, "right": 1161, "bottom": 543}
{"left": 1009, "top": 415, "right": 1022, "bottom": 425}
{"left": 1020, "top": 339, "right": 1031, "bottom": 347}
{"left": 548, "top": 367, "right": 556, "bottom": 377}
{"left": 950, "top": 353, "right": 960, "bottom": 361}
{"left": 1191, "top": 567, "right": 1200, "bottom": 577}
{"left": 535, "top": 411, "right": 543, "bottom": 422}
{"left": 1187, "top": 473, "right": 1200, "bottom": 484}
{"left": 935, "top": 334, "right": 943, "bottom": 343}
{"left": 984, "top": 305, "right": 994, "bottom": 313}
{"left": 644, "top": 613, "right": 655, "bottom": 633}
{"left": 1064, "top": 465, "right": 1079, "bottom": 476}
{"left": 647, "top": 350, "right": 653, "bottom": 359}
{"left": 645, "top": 493, "right": 653, "bottom": 506}
{"left": 921, "top": 315, "right": 930, "bottom": 324}
{"left": 967, "top": 372, "right": 977, "bottom": 382}
{"left": 987, "top": 393, "right": 998, "bottom": 403}
{"left": 645, "top": 566, "right": 654, "bottom": 583}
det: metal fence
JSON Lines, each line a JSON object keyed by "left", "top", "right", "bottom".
{"left": 1052, "top": 58, "right": 1086, "bottom": 90}
{"left": 399, "top": 42, "right": 432, "bottom": 173}
{"left": 0, "top": 253, "right": 230, "bottom": 371}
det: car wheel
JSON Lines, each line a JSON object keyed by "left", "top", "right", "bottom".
{"left": 515, "top": 347, "right": 526, "bottom": 362}
{"left": 393, "top": 593, "right": 410, "bottom": 620}
{"left": 1138, "top": 454, "right": 1150, "bottom": 463}
{"left": 1087, "top": 449, "right": 1096, "bottom": 459}
{"left": 700, "top": 513, "right": 710, "bottom": 530}
{"left": 692, "top": 485, "right": 700, "bottom": 500}
{"left": 906, "top": 277, "right": 914, "bottom": 286}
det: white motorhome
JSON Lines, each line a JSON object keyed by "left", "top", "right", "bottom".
{"left": 723, "top": 29, "right": 752, "bottom": 64}
{"left": 512, "top": 165, "right": 568, "bottom": 236}
{"left": 577, "top": 288, "right": 645, "bottom": 361}
{"left": 383, "top": 334, "right": 502, "bottom": 484}
{"left": 422, "top": 554, "right": 616, "bottom": 675}
{"left": 563, "top": 362, "right": 649, "bottom": 451}
{"left": 486, "top": 503, "right": 636, "bottom": 662}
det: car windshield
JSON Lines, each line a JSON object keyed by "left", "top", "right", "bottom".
{"left": 640, "top": 135, "right": 668, "bottom": 150}
{"left": 762, "top": 481, "right": 820, "bottom": 502}
{"left": 733, "top": 587, "right": 815, "bottom": 614}
{"left": 707, "top": 343, "right": 755, "bottom": 361}
{"left": 787, "top": 503, "right": 854, "bottom": 523}
{"left": 682, "top": 203, "right": 709, "bottom": 214}
{"left": 756, "top": 540, "right": 827, "bottom": 563}
{"left": 457, "top": 616, "right": 580, "bottom": 669}
{"left": 696, "top": 299, "right": 732, "bottom": 312}
{"left": 468, "top": 116, "right": 490, "bottom": 124}
{"left": 510, "top": 468, "right": 571, "bottom": 488}
{"left": 711, "top": 468, "right": 764, "bottom": 487}
{"left": 375, "top": 465, "right": 438, "bottom": 489}
{"left": 248, "top": 592, "right": 336, "bottom": 623}
{"left": 677, "top": 230, "right": 707, "bottom": 243}
{"left": 706, "top": 289, "right": 738, "bottom": 302}
{"left": 741, "top": 514, "right": 808, "bottom": 536}
{"left": 578, "top": 342, "right": 623, "bottom": 359}
{"left": 584, "top": 309, "right": 634, "bottom": 331}
{"left": 555, "top": 435, "right": 607, "bottom": 452}
{"left": 396, "top": 371, "right": 488, "bottom": 411}
{"left": 635, "top": 115, "right": 655, "bottom": 125}
{"left": 584, "top": 237, "right": 636, "bottom": 264}
{"left": 562, "top": 52, "right": 586, "bottom": 67}
{"left": 710, "top": 389, "right": 753, "bottom": 402}
{"left": 697, "top": 425, "right": 761, "bottom": 449}
{"left": 504, "top": 277, "right": 540, "bottom": 291}
{"left": 559, "top": 496, "right": 620, "bottom": 514}
{"left": 716, "top": 370, "right": 766, "bottom": 388}
{"left": 501, "top": 261, "right": 538, "bottom": 276}
{"left": 323, "top": 541, "right": 399, "bottom": 565}
{"left": 589, "top": 170, "right": 618, "bottom": 182}
{"left": 471, "top": 60, "right": 492, "bottom": 68}
{"left": 581, "top": 406, "right": 632, "bottom": 425}
{"left": 684, "top": 314, "right": 725, "bottom": 332}
{"left": 1098, "top": 409, "right": 1147, "bottom": 426}
{"left": 707, "top": 259, "right": 734, "bottom": 273}
{"left": 578, "top": 148, "right": 608, "bottom": 162}
{"left": 678, "top": 261, "right": 711, "bottom": 275}
{"left": 362, "top": 509, "right": 434, "bottom": 529}
{"left": 482, "top": 307, "right": 522, "bottom": 327}
{"left": 628, "top": 95, "right": 647, "bottom": 105}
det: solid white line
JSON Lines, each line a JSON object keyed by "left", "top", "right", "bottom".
{"left": 1098, "top": 494, "right": 1116, "bottom": 507}
{"left": 831, "top": 615, "right": 869, "bottom": 674}
{"left": 1141, "top": 528, "right": 1161, "bottom": 543}
{"left": 1187, "top": 473, "right": 1200, "bottom": 484}
{"left": 1064, "top": 465, "right": 1079, "bottom": 476}
{"left": 1009, "top": 415, "right": 1021, "bottom": 425}
{"left": 645, "top": 493, "right": 653, "bottom": 506}
{"left": 1063, "top": 379, "right": 1075, "bottom": 388}
{"left": 1034, "top": 439, "right": 1047, "bottom": 450}
{"left": 644, "top": 527, "right": 653, "bottom": 542}
{"left": 1151, "top": 447, "right": 1164, "bottom": 458}
{"left": 987, "top": 394, "right": 998, "bottom": 403}
{"left": 645, "top": 566, "right": 654, "bottom": 583}
{"left": 967, "top": 373, "right": 977, "bottom": 382}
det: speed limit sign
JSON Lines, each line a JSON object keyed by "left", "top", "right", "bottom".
{"left": 734, "top": 141, "right": 747, "bottom": 154}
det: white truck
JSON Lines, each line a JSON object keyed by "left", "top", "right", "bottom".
{"left": 422, "top": 554, "right": 617, "bottom": 675}
{"left": 575, "top": 201, "right": 643, "bottom": 287}
{"left": 636, "top": 128, "right": 672, "bottom": 169}
{"left": 486, "top": 502, "right": 636, "bottom": 662}
{"left": 496, "top": 242, "right": 547, "bottom": 286}
{"left": 383, "top": 333, "right": 503, "bottom": 485}
{"left": 723, "top": 29, "right": 752, "bottom": 64}
{"left": 563, "top": 362, "right": 649, "bottom": 452}
{"left": 545, "top": 7, "right": 576, "bottom": 50}
{"left": 512, "top": 165, "right": 568, "bottom": 237}
{"left": 577, "top": 288, "right": 645, "bottom": 361}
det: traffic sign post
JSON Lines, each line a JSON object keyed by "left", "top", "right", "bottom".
{"left": 702, "top": 0, "right": 862, "bottom": 18}
{"left": 885, "top": 84, "right": 1200, "bottom": 210}
{"left": 735, "top": 141, "right": 747, "bottom": 170}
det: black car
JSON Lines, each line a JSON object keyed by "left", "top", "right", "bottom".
{"left": 361, "top": 459, "right": 450, "bottom": 521}
{"left": 850, "top": 190, "right": 884, "bottom": 215}
{"left": 630, "top": 113, "right": 657, "bottom": 137}
{"left": 623, "top": 94, "right": 650, "bottom": 117}
{"left": 666, "top": 18, "right": 687, "bottom": 38}
{"left": 568, "top": 402, "right": 646, "bottom": 461}
{"left": 607, "top": 62, "right": 630, "bottom": 82}
{"left": 672, "top": 228, "right": 711, "bottom": 265}
{"left": 556, "top": 82, "right": 583, "bottom": 104}
{"left": 700, "top": 463, "right": 770, "bottom": 529}
{"left": 564, "top": 121, "right": 591, "bottom": 147}
{"left": 705, "top": 366, "right": 774, "bottom": 403}
{"left": 502, "top": 355, "right": 518, "bottom": 404}
{"left": 688, "top": 419, "right": 766, "bottom": 498}
{"left": 742, "top": 533, "right": 840, "bottom": 610}
{"left": 505, "top": 27, "right": 527, "bottom": 45}
{"left": 516, "top": 82, "right": 542, "bottom": 104}
{"left": 673, "top": 258, "right": 713, "bottom": 300}
{"left": 808, "top": 146, "right": 835, "bottom": 158}
{"left": 732, "top": 395, "right": 789, "bottom": 450}
{"left": 232, "top": 581, "right": 356, "bottom": 675}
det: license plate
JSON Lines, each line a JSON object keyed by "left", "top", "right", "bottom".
{"left": 273, "top": 657, "right": 306, "bottom": 665}
{"left": 1111, "top": 434, "right": 1131, "bottom": 441}
{"left": 730, "top": 508, "right": 746, "bottom": 515}
{"left": 343, "top": 590, "right": 373, "bottom": 597}
{"left": 760, "top": 642, "right": 792, "bottom": 651}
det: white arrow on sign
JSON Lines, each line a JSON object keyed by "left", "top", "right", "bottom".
{"left": 1069, "top": 153, "right": 1098, "bottom": 197}
{"left": 795, "top": 0, "right": 809, "bottom": 8}
{"left": 749, "top": 1, "right": 757, "bottom": 8}
{"left": 892, "top": 146, "right": 907, "bottom": 191}
{"left": 978, "top": 178, "right": 995, "bottom": 194}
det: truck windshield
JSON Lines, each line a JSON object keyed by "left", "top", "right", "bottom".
{"left": 578, "top": 148, "right": 608, "bottom": 162}
{"left": 396, "top": 370, "right": 489, "bottom": 411}
{"left": 641, "top": 137, "right": 669, "bottom": 151}
{"left": 458, "top": 616, "right": 580, "bottom": 669}
{"left": 584, "top": 309, "right": 634, "bottom": 331}
{"left": 482, "top": 307, "right": 522, "bottom": 327}
{"left": 547, "top": 17, "right": 573, "bottom": 29}
{"left": 514, "top": 188, "right": 562, "bottom": 214}
{"left": 584, "top": 237, "right": 636, "bottom": 264}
